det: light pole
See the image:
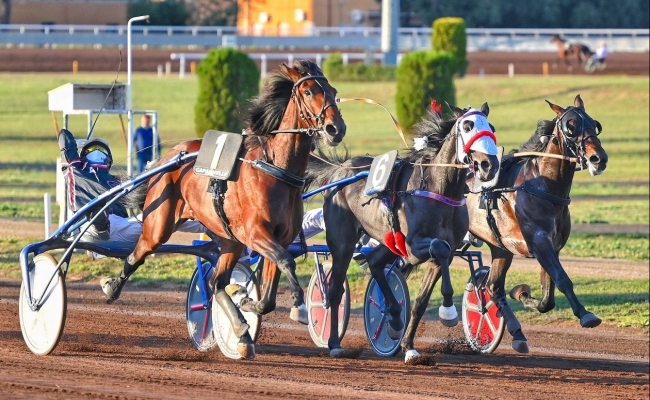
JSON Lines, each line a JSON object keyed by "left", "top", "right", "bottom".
{"left": 127, "top": 15, "right": 149, "bottom": 176}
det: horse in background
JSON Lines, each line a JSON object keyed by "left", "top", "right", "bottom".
{"left": 307, "top": 102, "right": 500, "bottom": 364}
{"left": 466, "top": 95, "right": 608, "bottom": 353}
{"left": 550, "top": 34, "right": 593, "bottom": 69}
{"left": 101, "top": 60, "right": 346, "bottom": 359}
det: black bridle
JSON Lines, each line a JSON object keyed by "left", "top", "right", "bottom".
{"left": 555, "top": 106, "right": 602, "bottom": 164}
{"left": 270, "top": 74, "right": 337, "bottom": 136}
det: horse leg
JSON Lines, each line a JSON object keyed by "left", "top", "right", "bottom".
{"left": 486, "top": 247, "right": 529, "bottom": 353}
{"left": 428, "top": 239, "right": 458, "bottom": 327}
{"left": 532, "top": 234, "right": 601, "bottom": 328}
{"left": 207, "top": 245, "right": 255, "bottom": 358}
{"left": 401, "top": 262, "right": 439, "bottom": 362}
{"left": 100, "top": 208, "right": 177, "bottom": 303}
{"left": 326, "top": 252, "right": 354, "bottom": 356}
{"left": 236, "top": 240, "right": 306, "bottom": 324}
{"left": 365, "top": 246, "right": 405, "bottom": 339}
{"left": 536, "top": 268, "right": 556, "bottom": 312}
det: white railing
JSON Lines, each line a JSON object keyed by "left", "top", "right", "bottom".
{"left": 1, "top": 25, "right": 648, "bottom": 52}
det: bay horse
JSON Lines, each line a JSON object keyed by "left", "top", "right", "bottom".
{"left": 100, "top": 60, "right": 346, "bottom": 359}
{"left": 550, "top": 34, "right": 593, "bottom": 68}
{"left": 466, "top": 95, "right": 608, "bottom": 353}
{"left": 306, "top": 102, "right": 500, "bottom": 363}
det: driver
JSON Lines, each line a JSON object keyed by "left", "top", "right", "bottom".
{"left": 58, "top": 129, "right": 206, "bottom": 243}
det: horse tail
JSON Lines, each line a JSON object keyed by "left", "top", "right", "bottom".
{"left": 304, "top": 146, "right": 350, "bottom": 192}
{"left": 117, "top": 165, "right": 156, "bottom": 212}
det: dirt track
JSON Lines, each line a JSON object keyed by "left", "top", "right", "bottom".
{"left": 0, "top": 278, "right": 648, "bottom": 400}
{"left": 0, "top": 48, "right": 647, "bottom": 76}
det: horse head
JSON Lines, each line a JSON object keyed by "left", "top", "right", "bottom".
{"left": 448, "top": 103, "right": 500, "bottom": 181}
{"left": 282, "top": 60, "right": 346, "bottom": 146}
{"left": 546, "top": 95, "right": 608, "bottom": 176}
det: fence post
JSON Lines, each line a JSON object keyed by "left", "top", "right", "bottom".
{"left": 44, "top": 193, "right": 52, "bottom": 238}
{"left": 508, "top": 63, "right": 514, "bottom": 78}
{"left": 179, "top": 56, "right": 186, "bottom": 79}
{"left": 260, "top": 54, "right": 267, "bottom": 79}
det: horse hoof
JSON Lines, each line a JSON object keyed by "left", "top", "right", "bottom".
{"left": 290, "top": 304, "right": 309, "bottom": 325}
{"left": 440, "top": 317, "right": 459, "bottom": 327}
{"left": 100, "top": 276, "right": 122, "bottom": 304}
{"left": 386, "top": 323, "right": 404, "bottom": 341}
{"left": 511, "top": 340, "right": 529, "bottom": 354}
{"left": 330, "top": 347, "right": 345, "bottom": 357}
{"left": 581, "top": 313, "right": 602, "bottom": 328}
{"left": 404, "top": 349, "right": 420, "bottom": 363}
{"left": 438, "top": 305, "right": 458, "bottom": 327}
{"left": 237, "top": 342, "right": 256, "bottom": 360}
{"left": 509, "top": 284, "right": 531, "bottom": 301}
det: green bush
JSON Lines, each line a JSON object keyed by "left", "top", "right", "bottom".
{"left": 322, "top": 53, "right": 395, "bottom": 82}
{"left": 194, "top": 48, "right": 259, "bottom": 137}
{"left": 395, "top": 51, "right": 456, "bottom": 133}
{"left": 431, "top": 17, "right": 468, "bottom": 77}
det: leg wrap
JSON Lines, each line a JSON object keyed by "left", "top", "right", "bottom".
{"left": 214, "top": 290, "right": 250, "bottom": 338}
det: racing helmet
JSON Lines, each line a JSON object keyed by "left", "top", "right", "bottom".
{"left": 80, "top": 138, "right": 113, "bottom": 166}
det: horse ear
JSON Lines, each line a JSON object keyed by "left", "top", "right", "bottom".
{"left": 545, "top": 100, "right": 565, "bottom": 116}
{"left": 480, "top": 102, "right": 489, "bottom": 117}
{"left": 281, "top": 63, "right": 302, "bottom": 82}
{"left": 574, "top": 94, "right": 585, "bottom": 109}
{"left": 446, "top": 102, "right": 464, "bottom": 118}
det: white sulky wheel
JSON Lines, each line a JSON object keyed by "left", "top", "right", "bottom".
{"left": 363, "top": 267, "right": 410, "bottom": 357}
{"left": 186, "top": 262, "right": 218, "bottom": 352}
{"left": 306, "top": 263, "right": 350, "bottom": 348}
{"left": 211, "top": 262, "right": 261, "bottom": 359}
{"left": 461, "top": 267, "right": 505, "bottom": 354}
{"left": 19, "top": 253, "right": 67, "bottom": 356}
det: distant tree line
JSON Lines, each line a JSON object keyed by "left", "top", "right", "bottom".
{"left": 399, "top": 0, "right": 649, "bottom": 29}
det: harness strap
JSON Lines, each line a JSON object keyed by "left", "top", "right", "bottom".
{"left": 250, "top": 160, "right": 306, "bottom": 188}
{"left": 410, "top": 190, "right": 466, "bottom": 207}
{"left": 209, "top": 179, "right": 239, "bottom": 242}
{"left": 521, "top": 183, "right": 572, "bottom": 206}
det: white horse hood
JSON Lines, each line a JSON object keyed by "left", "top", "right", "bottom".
{"left": 456, "top": 109, "right": 498, "bottom": 162}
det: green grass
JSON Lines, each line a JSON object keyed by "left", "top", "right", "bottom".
{"left": 561, "top": 233, "right": 649, "bottom": 261}
{"left": 569, "top": 200, "right": 649, "bottom": 225}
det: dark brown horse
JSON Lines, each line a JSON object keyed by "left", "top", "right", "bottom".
{"left": 466, "top": 95, "right": 607, "bottom": 353}
{"left": 307, "top": 102, "right": 500, "bottom": 363}
{"left": 550, "top": 34, "right": 593, "bottom": 68}
{"left": 100, "top": 60, "right": 346, "bottom": 359}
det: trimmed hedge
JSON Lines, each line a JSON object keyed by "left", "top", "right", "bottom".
{"left": 395, "top": 51, "right": 456, "bottom": 133}
{"left": 322, "top": 53, "right": 396, "bottom": 82}
{"left": 194, "top": 48, "right": 260, "bottom": 137}
{"left": 431, "top": 17, "right": 468, "bottom": 77}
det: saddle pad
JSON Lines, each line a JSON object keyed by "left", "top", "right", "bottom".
{"left": 194, "top": 130, "right": 243, "bottom": 180}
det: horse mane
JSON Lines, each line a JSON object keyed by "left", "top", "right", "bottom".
{"left": 305, "top": 108, "right": 459, "bottom": 190}
{"left": 404, "top": 108, "right": 460, "bottom": 163}
{"left": 509, "top": 119, "right": 555, "bottom": 155}
{"left": 243, "top": 60, "right": 324, "bottom": 149}
{"left": 304, "top": 146, "right": 351, "bottom": 193}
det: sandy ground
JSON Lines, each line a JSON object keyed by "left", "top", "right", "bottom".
{"left": 0, "top": 277, "right": 648, "bottom": 400}
{"left": 0, "top": 48, "right": 647, "bottom": 76}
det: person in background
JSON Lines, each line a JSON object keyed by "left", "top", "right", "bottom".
{"left": 133, "top": 114, "right": 161, "bottom": 173}
{"left": 594, "top": 42, "right": 608, "bottom": 63}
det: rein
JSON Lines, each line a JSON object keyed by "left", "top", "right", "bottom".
{"left": 511, "top": 151, "right": 579, "bottom": 163}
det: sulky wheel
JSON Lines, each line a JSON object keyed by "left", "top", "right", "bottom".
{"left": 19, "top": 253, "right": 67, "bottom": 356}
{"left": 211, "top": 262, "right": 261, "bottom": 359}
{"left": 363, "top": 267, "right": 410, "bottom": 357}
{"left": 461, "top": 267, "right": 505, "bottom": 354}
{"left": 186, "top": 261, "right": 218, "bottom": 351}
{"left": 306, "top": 262, "right": 350, "bottom": 348}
